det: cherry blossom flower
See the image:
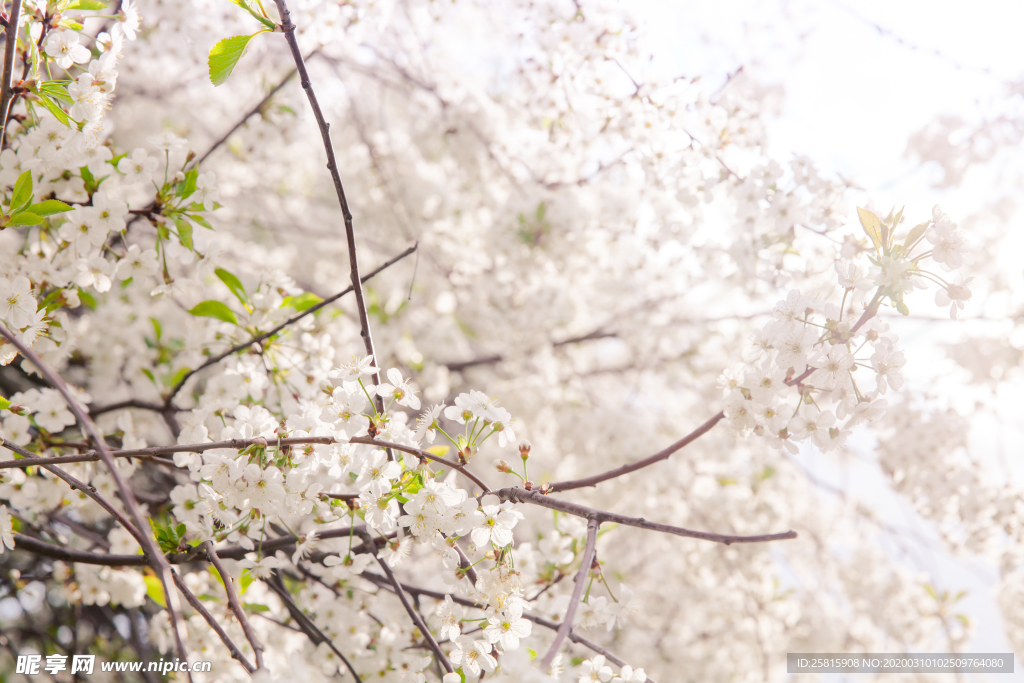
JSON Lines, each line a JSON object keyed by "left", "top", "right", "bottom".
{"left": 239, "top": 553, "right": 281, "bottom": 579}
{"left": 44, "top": 31, "right": 90, "bottom": 69}
{"left": 0, "top": 506, "right": 14, "bottom": 553}
{"left": 377, "top": 367, "right": 421, "bottom": 409}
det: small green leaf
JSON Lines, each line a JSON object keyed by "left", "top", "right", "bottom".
{"left": 28, "top": 199, "right": 73, "bottom": 216}
{"left": 11, "top": 170, "right": 33, "bottom": 212}
{"left": 144, "top": 575, "right": 167, "bottom": 607}
{"left": 78, "top": 288, "right": 97, "bottom": 310}
{"left": 243, "top": 603, "right": 270, "bottom": 612}
{"left": 0, "top": 395, "right": 10, "bottom": 410}
{"left": 215, "top": 268, "right": 248, "bottom": 304}
{"left": 426, "top": 445, "right": 450, "bottom": 458}
{"left": 187, "top": 213, "right": 213, "bottom": 230}
{"left": 856, "top": 206, "right": 883, "bottom": 251}
{"left": 35, "top": 93, "right": 72, "bottom": 127}
{"left": 39, "top": 81, "right": 73, "bottom": 105}
{"left": 62, "top": 0, "right": 108, "bottom": 9}
{"left": 282, "top": 291, "right": 322, "bottom": 312}
{"left": 177, "top": 168, "right": 198, "bottom": 199}
{"left": 9, "top": 212, "right": 42, "bottom": 226}
{"left": 208, "top": 34, "right": 260, "bottom": 87}
{"left": 239, "top": 569, "right": 254, "bottom": 595}
{"left": 903, "top": 221, "right": 929, "bottom": 252}
{"left": 188, "top": 300, "right": 238, "bottom": 325}
{"left": 173, "top": 217, "right": 193, "bottom": 250}
{"left": 895, "top": 300, "right": 910, "bottom": 316}
{"left": 165, "top": 366, "right": 191, "bottom": 388}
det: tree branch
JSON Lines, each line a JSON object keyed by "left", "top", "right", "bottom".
{"left": 542, "top": 517, "right": 597, "bottom": 669}
{"left": 265, "top": 571, "right": 363, "bottom": 682}
{"left": 272, "top": 0, "right": 385, "bottom": 412}
{"left": 370, "top": 551, "right": 453, "bottom": 673}
{"left": 349, "top": 436, "right": 492, "bottom": 493}
{"left": 0, "top": 0, "right": 21, "bottom": 148}
{"left": 204, "top": 542, "right": 264, "bottom": 669}
{"left": 496, "top": 487, "right": 798, "bottom": 545}
{"left": 159, "top": 243, "right": 416, "bottom": 409}
{"left": 0, "top": 324, "right": 192, "bottom": 665}
{"left": 170, "top": 568, "right": 255, "bottom": 674}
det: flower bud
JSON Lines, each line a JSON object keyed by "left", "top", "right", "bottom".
{"left": 173, "top": 171, "right": 186, "bottom": 183}
{"left": 519, "top": 439, "right": 532, "bottom": 459}
{"left": 494, "top": 459, "right": 511, "bottom": 473}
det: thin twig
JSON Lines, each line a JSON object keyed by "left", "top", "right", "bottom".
{"left": 541, "top": 517, "right": 597, "bottom": 669}
{"left": 0, "top": 324, "right": 192, "bottom": 667}
{"left": 204, "top": 541, "right": 264, "bottom": 669}
{"left": 265, "top": 571, "right": 363, "bottom": 682}
{"left": 371, "top": 552, "right": 453, "bottom": 672}
{"left": 272, "top": 0, "right": 385, "bottom": 412}
{"left": 0, "top": 0, "right": 21, "bottom": 147}
{"left": 496, "top": 487, "right": 798, "bottom": 545}
{"left": 349, "top": 436, "right": 491, "bottom": 493}
{"left": 358, "top": 573, "right": 655, "bottom": 681}
{"left": 170, "top": 568, "right": 256, "bottom": 674}
{"left": 159, "top": 243, "right": 416, "bottom": 409}
{"left": 548, "top": 289, "right": 885, "bottom": 493}
{"left": 191, "top": 57, "right": 309, "bottom": 169}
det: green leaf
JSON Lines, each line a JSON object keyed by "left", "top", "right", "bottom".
{"left": 9, "top": 212, "right": 42, "bottom": 226}
{"left": 239, "top": 569, "right": 253, "bottom": 595}
{"left": 188, "top": 300, "right": 238, "bottom": 325}
{"left": 0, "top": 395, "right": 10, "bottom": 410}
{"left": 895, "top": 300, "right": 910, "bottom": 316}
{"left": 11, "top": 170, "right": 33, "bottom": 213}
{"left": 215, "top": 267, "right": 248, "bottom": 304}
{"left": 165, "top": 366, "right": 190, "bottom": 388}
{"left": 35, "top": 93, "right": 72, "bottom": 127}
{"left": 856, "top": 206, "right": 883, "bottom": 251}
{"left": 78, "top": 288, "right": 97, "bottom": 310}
{"left": 426, "top": 445, "right": 450, "bottom": 458}
{"left": 28, "top": 199, "right": 73, "bottom": 216}
{"left": 187, "top": 213, "right": 213, "bottom": 230}
{"left": 903, "top": 221, "right": 929, "bottom": 252}
{"left": 282, "top": 291, "right": 323, "bottom": 312}
{"left": 243, "top": 603, "right": 270, "bottom": 612}
{"left": 173, "top": 217, "right": 193, "bottom": 250}
{"left": 208, "top": 34, "right": 260, "bottom": 87}
{"left": 39, "top": 81, "right": 73, "bottom": 105}
{"left": 80, "top": 164, "right": 96, "bottom": 190}
{"left": 63, "top": 0, "right": 108, "bottom": 9}
{"left": 144, "top": 575, "right": 167, "bottom": 607}
{"left": 889, "top": 206, "right": 905, "bottom": 248}
{"left": 177, "top": 168, "right": 198, "bottom": 199}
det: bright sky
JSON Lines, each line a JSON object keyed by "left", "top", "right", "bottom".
{"left": 633, "top": 0, "right": 1024, "bottom": 666}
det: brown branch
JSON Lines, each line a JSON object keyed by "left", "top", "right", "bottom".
{"left": 496, "top": 487, "right": 798, "bottom": 545}
{"left": 371, "top": 552, "right": 453, "bottom": 673}
{"left": 542, "top": 517, "right": 597, "bottom": 669}
{"left": 547, "top": 411, "right": 725, "bottom": 493}
{"left": 548, "top": 288, "right": 886, "bottom": 493}
{"left": 359, "top": 572, "right": 657, "bottom": 681}
{"left": 265, "top": 571, "right": 363, "bottom": 683}
{"left": 349, "top": 436, "right": 492, "bottom": 493}
{"left": 11, "top": 533, "right": 147, "bottom": 566}
{"left": 191, "top": 56, "right": 309, "bottom": 169}
{"left": 272, "top": 0, "right": 385, "bottom": 413}
{"left": 9, "top": 525, "right": 385, "bottom": 567}
{"left": 170, "top": 568, "right": 256, "bottom": 674}
{"left": 204, "top": 542, "right": 264, "bottom": 669}
{"left": 0, "top": 324, "right": 191, "bottom": 664}
{"left": 162, "top": 243, "right": 416, "bottom": 408}
{"left": 0, "top": 0, "right": 21, "bottom": 148}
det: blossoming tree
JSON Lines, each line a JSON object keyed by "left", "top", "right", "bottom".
{"left": 0, "top": 0, "right": 1008, "bottom": 681}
